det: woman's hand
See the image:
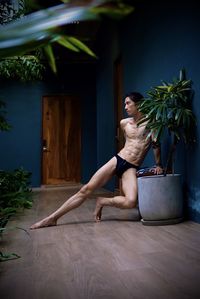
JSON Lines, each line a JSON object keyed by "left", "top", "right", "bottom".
{"left": 154, "top": 166, "right": 163, "bottom": 175}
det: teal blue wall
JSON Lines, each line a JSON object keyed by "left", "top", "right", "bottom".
{"left": 0, "top": 64, "right": 97, "bottom": 187}
{"left": 118, "top": 1, "right": 200, "bottom": 221}
{"left": 0, "top": 81, "right": 43, "bottom": 186}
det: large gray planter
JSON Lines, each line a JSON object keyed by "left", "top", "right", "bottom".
{"left": 138, "top": 174, "right": 184, "bottom": 225}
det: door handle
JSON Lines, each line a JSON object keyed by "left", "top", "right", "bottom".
{"left": 43, "top": 146, "right": 50, "bottom": 152}
{"left": 43, "top": 140, "right": 50, "bottom": 152}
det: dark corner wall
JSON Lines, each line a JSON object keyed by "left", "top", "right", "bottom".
{"left": 95, "top": 20, "right": 121, "bottom": 191}
{"left": 0, "top": 63, "right": 97, "bottom": 187}
{"left": 96, "top": 0, "right": 200, "bottom": 221}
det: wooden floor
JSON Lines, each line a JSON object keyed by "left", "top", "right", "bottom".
{"left": 1, "top": 185, "right": 200, "bottom": 299}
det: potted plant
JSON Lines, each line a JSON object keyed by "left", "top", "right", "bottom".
{"left": 137, "top": 69, "right": 196, "bottom": 225}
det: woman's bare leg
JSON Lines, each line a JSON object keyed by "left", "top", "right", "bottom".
{"left": 30, "top": 157, "right": 117, "bottom": 229}
{"left": 94, "top": 168, "right": 138, "bottom": 222}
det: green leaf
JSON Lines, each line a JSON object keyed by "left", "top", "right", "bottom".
{"left": 56, "top": 36, "right": 80, "bottom": 52}
{"left": 137, "top": 116, "right": 150, "bottom": 126}
{"left": 173, "top": 130, "right": 181, "bottom": 141}
{"left": 156, "top": 85, "right": 168, "bottom": 90}
{"left": 156, "top": 108, "right": 162, "bottom": 120}
{"left": 175, "top": 108, "right": 182, "bottom": 121}
{"left": 67, "top": 36, "right": 97, "bottom": 58}
{"left": 152, "top": 125, "right": 163, "bottom": 142}
{"left": 145, "top": 130, "right": 154, "bottom": 140}
{"left": 43, "top": 44, "right": 56, "bottom": 73}
{"left": 90, "top": 3, "right": 134, "bottom": 19}
{"left": 0, "top": 251, "right": 20, "bottom": 262}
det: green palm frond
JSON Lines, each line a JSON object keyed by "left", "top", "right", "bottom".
{"left": 0, "top": 3, "right": 98, "bottom": 58}
{"left": 138, "top": 69, "right": 196, "bottom": 145}
{"left": 0, "top": 1, "right": 134, "bottom": 72}
{"left": 0, "top": 1, "right": 134, "bottom": 58}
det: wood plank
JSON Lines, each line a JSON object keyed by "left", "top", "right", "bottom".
{"left": 1, "top": 186, "right": 200, "bottom": 299}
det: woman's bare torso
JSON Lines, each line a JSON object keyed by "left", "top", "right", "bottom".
{"left": 118, "top": 117, "right": 151, "bottom": 166}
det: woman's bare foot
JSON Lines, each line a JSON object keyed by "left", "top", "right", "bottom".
{"left": 94, "top": 198, "right": 103, "bottom": 222}
{"left": 30, "top": 216, "right": 57, "bottom": 229}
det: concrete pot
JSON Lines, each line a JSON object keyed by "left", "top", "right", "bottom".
{"left": 138, "top": 174, "right": 184, "bottom": 225}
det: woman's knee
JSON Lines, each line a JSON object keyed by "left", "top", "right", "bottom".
{"left": 80, "top": 183, "right": 93, "bottom": 196}
{"left": 126, "top": 196, "right": 137, "bottom": 208}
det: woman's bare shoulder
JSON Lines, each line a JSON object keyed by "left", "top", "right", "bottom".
{"left": 120, "top": 118, "right": 132, "bottom": 127}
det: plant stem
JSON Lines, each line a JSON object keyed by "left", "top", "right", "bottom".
{"left": 164, "top": 134, "right": 178, "bottom": 176}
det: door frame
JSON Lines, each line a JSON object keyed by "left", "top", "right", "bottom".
{"left": 113, "top": 55, "right": 124, "bottom": 192}
{"left": 114, "top": 55, "right": 124, "bottom": 152}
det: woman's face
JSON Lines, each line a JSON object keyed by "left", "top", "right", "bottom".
{"left": 124, "top": 97, "right": 138, "bottom": 116}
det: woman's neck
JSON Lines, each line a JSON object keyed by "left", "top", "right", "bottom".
{"left": 133, "top": 112, "right": 143, "bottom": 123}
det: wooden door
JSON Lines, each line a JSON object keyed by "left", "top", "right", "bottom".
{"left": 42, "top": 95, "right": 81, "bottom": 185}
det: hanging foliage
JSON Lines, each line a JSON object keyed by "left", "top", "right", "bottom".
{"left": 0, "top": 0, "right": 46, "bottom": 81}
{"left": 0, "top": 55, "right": 45, "bottom": 81}
{"left": 0, "top": 0, "right": 25, "bottom": 24}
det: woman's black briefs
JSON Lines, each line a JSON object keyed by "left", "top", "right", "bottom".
{"left": 115, "top": 154, "right": 139, "bottom": 178}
